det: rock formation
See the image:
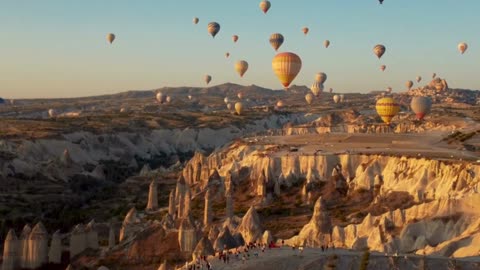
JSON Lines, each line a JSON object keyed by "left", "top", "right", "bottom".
{"left": 213, "top": 226, "right": 238, "bottom": 251}
{"left": 2, "top": 229, "right": 19, "bottom": 270}
{"left": 139, "top": 164, "right": 152, "bottom": 176}
{"left": 65, "top": 264, "right": 74, "bottom": 270}
{"left": 48, "top": 230, "right": 62, "bottom": 264}
{"left": 19, "top": 224, "right": 31, "bottom": 268}
{"left": 160, "top": 214, "right": 175, "bottom": 230}
{"left": 146, "top": 178, "right": 158, "bottom": 211}
{"left": 178, "top": 216, "right": 198, "bottom": 252}
{"left": 208, "top": 226, "right": 220, "bottom": 243}
{"left": 293, "top": 197, "right": 332, "bottom": 247}
{"left": 204, "top": 189, "right": 212, "bottom": 227}
{"left": 192, "top": 236, "right": 215, "bottom": 261}
{"left": 183, "top": 187, "right": 192, "bottom": 218}
{"left": 157, "top": 261, "right": 167, "bottom": 270}
{"left": 60, "top": 148, "right": 73, "bottom": 167}
{"left": 261, "top": 230, "right": 273, "bottom": 245}
{"left": 86, "top": 220, "right": 99, "bottom": 250}
{"left": 175, "top": 176, "right": 187, "bottom": 219}
{"left": 119, "top": 207, "right": 139, "bottom": 242}
{"left": 225, "top": 191, "right": 234, "bottom": 219}
{"left": 236, "top": 206, "right": 263, "bottom": 243}
{"left": 28, "top": 222, "right": 49, "bottom": 269}
{"left": 70, "top": 224, "right": 87, "bottom": 258}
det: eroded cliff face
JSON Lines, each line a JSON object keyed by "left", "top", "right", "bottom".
{"left": 182, "top": 142, "right": 480, "bottom": 258}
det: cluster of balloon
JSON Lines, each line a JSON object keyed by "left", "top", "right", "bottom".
{"left": 410, "top": 96, "right": 432, "bottom": 120}
{"left": 458, "top": 42, "right": 468, "bottom": 54}
{"left": 375, "top": 97, "right": 400, "bottom": 124}
{"left": 259, "top": 0, "right": 271, "bottom": 14}
{"left": 205, "top": 75, "right": 212, "bottom": 85}
{"left": 234, "top": 102, "right": 244, "bottom": 115}
{"left": 272, "top": 52, "right": 302, "bottom": 89}
{"left": 235, "top": 61, "right": 249, "bottom": 77}
{"left": 305, "top": 93, "right": 314, "bottom": 105}
{"left": 269, "top": 33, "right": 284, "bottom": 51}
{"left": 106, "top": 33, "right": 115, "bottom": 44}
{"left": 310, "top": 82, "right": 323, "bottom": 97}
{"left": 208, "top": 22, "right": 221, "bottom": 38}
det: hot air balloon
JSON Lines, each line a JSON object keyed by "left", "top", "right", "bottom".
{"left": 339, "top": 94, "right": 345, "bottom": 103}
{"left": 315, "top": 72, "right": 327, "bottom": 84}
{"left": 232, "top": 35, "right": 239, "bottom": 43}
{"left": 416, "top": 76, "right": 422, "bottom": 83}
{"left": 302, "top": 27, "right": 309, "bottom": 35}
{"left": 373, "top": 44, "right": 386, "bottom": 59}
{"left": 225, "top": 52, "right": 230, "bottom": 58}
{"left": 235, "top": 61, "right": 249, "bottom": 77}
{"left": 458, "top": 42, "right": 468, "bottom": 54}
{"left": 333, "top": 95, "right": 340, "bottom": 104}
{"left": 237, "top": 92, "right": 244, "bottom": 100}
{"left": 259, "top": 0, "right": 271, "bottom": 14}
{"left": 329, "top": 88, "right": 333, "bottom": 93}
{"left": 380, "top": 65, "right": 386, "bottom": 72}
{"left": 166, "top": 96, "right": 172, "bottom": 103}
{"left": 305, "top": 93, "right": 314, "bottom": 105}
{"left": 224, "top": 97, "right": 229, "bottom": 104}
{"left": 208, "top": 22, "right": 220, "bottom": 38}
{"left": 188, "top": 95, "right": 193, "bottom": 100}
{"left": 227, "top": 103, "right": 232, "bottom": 110}
{"left": 269, "top": 33, "right": 284, "bottom": 51}
{"left": 276, "top": 100, "right": 284, "bottom": 108}
{"left": 48, "top": 109, "right": 57, "bottom": 118}
{"left": 205, "top": 75, "right": 212, "bottom": 85}
{"left": 235, "top": 102, "right": 244, "bottom": 115}
{"left": 386, "top": 87, "right": 392, "bottom": 94}
{"left": 272, "top": 52, "right": 302, "bottom": 89}
{"left": 106, "top": 33, "right": 115, "bottom": 44}
{"left": 324, "top": 40, "right": 330, "bottom": 48}
{"left": 156, "top": 92, "right": 164, "bottom": 103}
{"left": 310, "top": 82, "right": 324, "bottom": 97}
{"left": 410, "top": 96, "right": 432, "bottom": 120}
{"left": 376, "top": 97, "right": 400, "bottom": 124}
{"left": 406, "top": 80, "right": 413, "bottom": 90}
{"left": 432, "top": 73, "right": 437, "bottom": 79}
{"left": 193, "top": 17, "right": 199, "bottom": 24}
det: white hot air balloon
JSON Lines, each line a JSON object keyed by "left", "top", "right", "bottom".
{"left": 333, "top": 95, "right": 340, "bottom": 104}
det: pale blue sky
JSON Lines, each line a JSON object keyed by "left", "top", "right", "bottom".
{"left": 0, "top": 0, "right": 478, "bottom": 98}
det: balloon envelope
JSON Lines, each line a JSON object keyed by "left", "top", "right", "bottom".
{"left": 208, "top": 22, "right": 220, "bottom": 38}
{"left": 406, "top": 80, "right": 413, "bottom": 90}
{"left": 235, "top": 102, "right": 244, "bottom": 115}
{"left": 410, "top": 96, "right": 432, "bottom": 120}
{"left": 302, "top": 27, "right": 309, "bottom": 35}
{"left": 458, "top": 42, "right": 468, "bottom": 54}
{"left": 310, "top": 82, "right": 324, "bottom": 97}
{"left": 305, "top": 93, "right": 314, "bottom": 105}
{"left": 276, "top": 100, "right": 284, "bottom": 108}
{"left": 225, "top": 52, "right": 230, "bottom": 58}
{"left": 259, "top": 0, "right": 271, "bottom": 14}
{"left": 315, "top": 72, "right": 327, "bottom": 84}
{"left": 232, "top": 35, "right": 239, "bottom": 43}
{"left": 380, "top": 65, "right": 386, "bottom": 72}
{"left": 416, "top": 76, "right": 422, "bottom": 83}
{"left": 333, "top": 95, "right": 340, "bottom": 104}
{"left": 237, "top": 92, "right": 244, "bottom": 99}
{"left": 376, "top": 97, "right": 400, "bottom": 124}
{"left": 235, "top": 61, "right": 249, "bottom": 77}
{"left": 205, "top": 75, "right": 212, "bottom": 85}
{"left": 272, "top": 52, "right": 302, "bottom": 89}
{"left": 224, "top": 97, "right": 229, "bottom": 104}
{"left": 324, "top": 40, "right": 330, "bottom": 48}
{"left": 269, "top": 33, "right": 284, "bottom": 51}
{"left": 193, "top": 17, "right": 199, "bottom": 24}
{"left": 106, "top": 33, "right": 115, "bottom": 44}
{"left": 373, "top": 44, "right": 386, "bottom": 59}
{"left": 156, "top": 92, "right": 164, "bottom": 103}
{"left": 48, "top": 109, "right": 57, "bottom": 118}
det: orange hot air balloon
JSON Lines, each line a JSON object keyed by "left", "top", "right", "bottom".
{"left": 232, "top": 35, "right": 239, "bottom": 43}
{"left": 272, "top": 52, "right": 302, "bottom": 89}
{"left": 235, "top": 60, "right": 249, "bottom": 77}
{"left": 302, "top": 27, "right": 309, "bottom": 35}
{"left": 376, "top": 97, "right": 400, "bottom": 124}
{"left": 259, "top": 0, "right": 271, "bottom": 14}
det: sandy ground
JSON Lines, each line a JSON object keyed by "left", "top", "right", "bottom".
{"left": 244, "top": 133, "right": 480, "bottom": 161}
{"left": 202, "top": 246, "right": 480, "bottom": 270}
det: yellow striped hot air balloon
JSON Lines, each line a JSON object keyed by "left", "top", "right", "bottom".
{"left": 235, "top": 60, "right": 249, "bottom": 77}
{"left": 208, "top": 22, "right": 220, "bottom": 38}
{"left": 272, "top": 52, "right": 302, "bottom": 89}
{"left": 376, "top": 97, "right": 400, "bottom": 124}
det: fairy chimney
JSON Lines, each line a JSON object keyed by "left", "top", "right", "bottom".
{"left": 146, "top": 178, "right": 159, "bottom": 211}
